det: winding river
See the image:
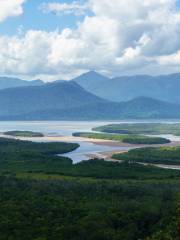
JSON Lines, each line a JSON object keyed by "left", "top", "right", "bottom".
{"left": 1, "top": 120, "right": 180, "bottom": 164}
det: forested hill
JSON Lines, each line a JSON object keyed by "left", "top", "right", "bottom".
{"left": 0, "top": 81, "right": 106, "bottom": 117}
{"left": 1, "top": 96, "right": 180, "bottom": 120}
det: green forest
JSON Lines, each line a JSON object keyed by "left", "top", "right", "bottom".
{"left": 0, "top": 137, "right": 180, "bottom": 240}
{"left": 113, "top": 146, "right": 180, "bottom": 165}
{"left": 73, "top": 132, "right": 170, "bottom": 144}
{"left": 94, "top": 123, "right": 180, "bottom": 135}
{"left": 4, "top": 130, "right": 44, "bottom": 137}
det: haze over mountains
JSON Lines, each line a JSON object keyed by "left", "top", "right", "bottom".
{"left": 0, "top": 77, "right": 44, "bottom": 89}
{"left": 73, "top": 71, "right": 180, "bottom": 104}
{"left": 0, "top": 71, "right": 180, "bottom": 120}
{"left": 0, "top": 81, "right": 105, "bottom": 117}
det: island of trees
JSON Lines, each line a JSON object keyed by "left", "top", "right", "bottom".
{"left": 73, "top": 132, "right": 170, "bottom": 144}
{"left": 94, "top": 123, "right": 180, "bottom": 135}
{"left": 4, "top": 130, "right": 44, "bottom": 137}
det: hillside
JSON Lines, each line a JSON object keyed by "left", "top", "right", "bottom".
{"left": 0, "top": 77, "right": 44, "bottom": 89}
{"left": 0, "top": 76, "right": 180, "bottom": 120}
{"left": 73, "top": 71, "right": 180, "bottom": 103}
{"left": 0, "top": 81, "right": 106, "bottom": 117}
{"left": 1, "top": 96, "right": 180, "bottom": 120}
{"left": 73, "top": 71, "right": 109, "bottom": 90}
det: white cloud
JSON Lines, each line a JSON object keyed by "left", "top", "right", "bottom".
{"left": 0, "top": 0, "right": 25, "bottom": 22}
{"left": 1, "top": 0, "right": 180, "bottom": 80}
{"left": 40, "top": 1, "right": 89, "bottom": 16}
{"left": 157, "top": 50, "right": 180, "bottom": 65}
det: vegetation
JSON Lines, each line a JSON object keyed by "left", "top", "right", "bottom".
{"left": 113, "top": 146, "right": 180, "bottom": 165}
{"left": 0, "top": 137, "right": 79, "bottom": 174}
{"left": 0, "top": 137, "right": 180, "bottom": 239}
{"left": 73, "top": 132, "right": 170, "bottom": 144}
{"left": 4, "top": 130, "right": 44, "bottom": 137}
{"left": 94, "top": 123, "right": 180, "bottom": 136}
{"left": 0, "top": 137, "right": 176, "bottom": 178}
{"left": 0, "top": 175, "right": 180, "bottom": 240}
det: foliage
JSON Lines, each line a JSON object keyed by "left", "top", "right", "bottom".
{"left": 94, "top": 123, "right": 180, "bottom": 136}
{"left": 0, "top": 137, "right": 79, "bottom": 174}
{"left": 4, "top": 130, "right": 44, "bottom": 137}
{"left": 113, "top": 146, "right": 180, "bottom": 165}
{"left": 0, "top": 137, "right": 179, "bottom": 239}
{"left": 0, "top": 176, "right": 179, "bottom": 240}
{"left": 73, "top": 132, "right": 170, "bottom": 144}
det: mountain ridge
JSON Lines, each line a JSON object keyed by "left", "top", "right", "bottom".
{"left": 0, "top": 77, "right": 44, "bottom": 89}
{"left": 0, "top": 94, "right": 180, "bottom": 120}
{"left": 73, "top": 71, "right": 180, "bottom": 103}
{"left": 0, "top": 80, "right": 106, "bottom": 117}
{"left": 1, "top": 72, "right": 180, "bottom": 120}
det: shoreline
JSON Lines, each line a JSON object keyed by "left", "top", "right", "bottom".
{"left": 85, "top": 150, "right": 127, "bottom": 162}
{"left": 1, "top": 133, "right": 180, "bottom": 170}
{"left": 2, "top": 132, "right": 180, "bottom": 147}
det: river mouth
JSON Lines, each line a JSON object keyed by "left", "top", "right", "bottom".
{"left": 1, "top": 120, "right": 180, "bottom": 166}
{"left": 0, "top": 120, "right": 135, "bottom": 163}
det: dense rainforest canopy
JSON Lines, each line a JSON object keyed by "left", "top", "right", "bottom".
{"left": 0, "top": 137, "right": 179, "bottom": 240}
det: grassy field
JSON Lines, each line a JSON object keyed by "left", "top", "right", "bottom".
{"left": 73, "top": 132, "right": 170, "bottom": 144}
{"left": 94, "top": 123, "right": 180, "bottom": 136}
{"left": 4, "top": 130, "right": 44, "bottom": 137}
{"left": 0, "top": 137, "right": 180, "bottom": 240}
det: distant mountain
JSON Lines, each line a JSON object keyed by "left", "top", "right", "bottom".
{"left": 73, "top": 71, "right": 109, "bottom": 92}
{"left": 73, "top": 71, "right": 180, "bottom": 104}
{"left": 0, "top": 77, "right": 44, "bottom": 90}
{"left": 1, "top": 94, "right": 180, "bottom": 120}
{"left": 118, "top": 97, "right": 180, "bottom": 119}
{"left": 0, "top": 75, "right": 179, "bottom": 120}
{"left": 0, "top": 81, "right": 106, "bottom": 117}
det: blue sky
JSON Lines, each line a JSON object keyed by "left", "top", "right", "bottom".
{"left": 0, "top": 0, "right": 179, "bottom": 37}
{"left": 0, "top": 0, "right": 88, "bottom": 36}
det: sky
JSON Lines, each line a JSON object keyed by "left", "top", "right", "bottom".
{"left": 0, "top": 0, "right": 180, "bottom": 81}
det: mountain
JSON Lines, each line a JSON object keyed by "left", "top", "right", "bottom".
{"left": 73, "top": 71, "right": 109, "bottom": 91}
{"left": 118, "top": 97, "right": 180, "bottom": 119}
{"left": 1, "top": 93, "right": 180, "bottom": 120}
{"left": 0, "top": 76, "right": 179, "bottom": 120}
{"left": 73, "top": 71, "right": 180, "bottom": 104}
{"left": 0, "top": 77, "right": 44, "bottom": 90}
{"left": 0, "top": 81, "right": 106, "bottom": 117}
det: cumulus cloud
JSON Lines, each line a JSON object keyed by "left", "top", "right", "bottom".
{"left": 40, "top": 1, "right": 89, "bottom": 16}
{"left": 0, "top": 0, "right": 25, "bottom": 22}
{"left": 1, "top": 0, "right": 180, "bottom": 80}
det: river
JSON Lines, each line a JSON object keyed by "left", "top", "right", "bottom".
{"left": 1, "top": 120, "right": 180, "bottom": 163}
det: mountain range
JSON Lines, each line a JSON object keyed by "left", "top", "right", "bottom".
{"left": 0, "top": 71, "right": 180, "bottom": 120}
{"left": 2, "top": 97, "right": 179, "bottom": 120}
{"left": 73, "top": 71, "right": 180, "bottom": 103}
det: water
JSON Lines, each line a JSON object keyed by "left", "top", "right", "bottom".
{"left": 0, "top": 121, "right": 118, "bottom": 136}
{"left": 1, "top": 119, "right": 180, "bottom": 135}
{"left": 1, "top": 120, "right": 180, "bottom": 163}
{"left": 147, "top": 134, "right": 180, "bottom": 142}
{"left": 0, "top": 121, "right": 133, "bottom": 163}
{"left": 61, "top": 141, "right": 129, "bottom": 164}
